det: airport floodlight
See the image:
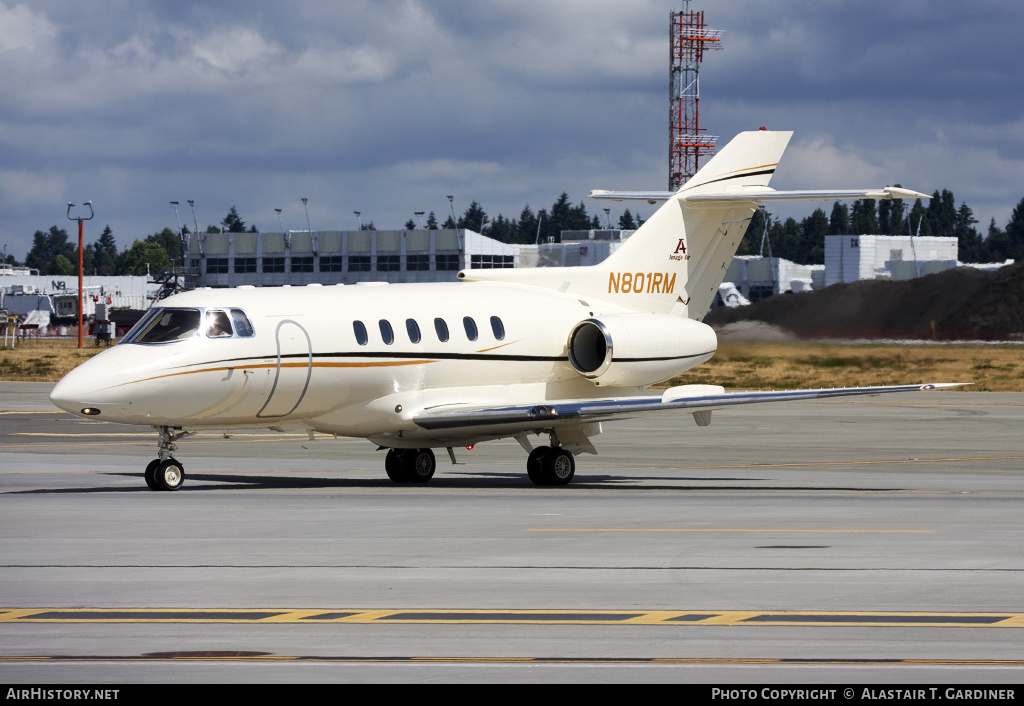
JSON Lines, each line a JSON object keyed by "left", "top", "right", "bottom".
{"left": 274, "top": 208, "right": 284, "bottom": 232}
{"left": 302, "top": 198, "right": 313, "bottom": 235}
{"left": 354, "top": 211, "right": 362, "bottom": 230}
{"left": 66, "top": 200, "right": 94, "bottom": 349}
{"left": 187, "top": 200, "right": 199, "bottom": 237}
{"left": 414, "top": 211, "right": 425, "bottom": 229}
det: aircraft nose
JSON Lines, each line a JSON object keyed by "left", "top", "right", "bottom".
{"left": 50, "top": 353, "right": 127, "bottom": 417}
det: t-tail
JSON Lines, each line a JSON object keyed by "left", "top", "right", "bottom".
{"left": 459, "top": 130, "right": 928, "bottom": 320}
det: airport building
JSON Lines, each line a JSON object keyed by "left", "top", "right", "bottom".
{"left": 824, "top": 234, "right": 958, "bottom": 287}
{"left": 188, "top": 229, "right": 519, "bottom": 288}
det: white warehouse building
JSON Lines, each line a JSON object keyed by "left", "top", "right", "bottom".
{"left": 824, "top": 235, "right": 958, "bottom": 287}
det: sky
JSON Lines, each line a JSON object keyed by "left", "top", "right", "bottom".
{"left": 2, "top": 0, "right": 1023, "bottom": 261}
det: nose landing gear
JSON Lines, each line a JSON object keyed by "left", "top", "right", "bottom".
{"left": 144, "top": 426, "right": 191, "bottom": 491}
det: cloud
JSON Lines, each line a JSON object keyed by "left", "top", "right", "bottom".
{"left": 0, "top": 2, "right": 57, "bottom": 52}
{"left": 1, "top": 1, "right": 1023, "bottom": 261}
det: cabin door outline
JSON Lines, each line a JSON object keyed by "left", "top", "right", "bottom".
{"left": 257, "top": 319, "right": 312, "bottom": 418}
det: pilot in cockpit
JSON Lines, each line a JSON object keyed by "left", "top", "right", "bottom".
{"left": 206, "top": 310, "right": 232, "bottom": 338}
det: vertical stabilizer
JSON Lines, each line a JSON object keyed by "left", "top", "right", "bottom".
{"left": 596, "top": 130, "right": 792, "bottom": 317}
{"left": 459, "top": 131, "right": 792, "bottom": 319}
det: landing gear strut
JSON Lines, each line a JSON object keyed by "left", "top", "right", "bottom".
{"left": 385, "top": 448, "right": 436, "bottom": 484}
{"left": 144, "top": 426, "right": 190, "bottom": 491}
{"left": 526, "top": 445, "right": 575, "bottom": 486}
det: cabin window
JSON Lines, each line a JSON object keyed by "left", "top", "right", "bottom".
{"left": 406, "top": 319, "right": 421, "bottom": 344}
{"left": 379, "top": 320, "right": 395, "bottom": 345}
{"left": 353, "top": 321, "right": 368, "bottom": 346}
{"left": 463, "top": 316, "right": 478, "bottom": 342}
{"left": 434, "top": 318, "right": 449, "bottom": 342}
{"left": 490, "top": 316, "right": 505, "bottom": 340}
{"left": 205, "top": 310, "right": 233, "bottom": 338}
{"left": 125, "top": 308, "right": 201, "bottom": 344}
{"left": 230, "top": 310, "right": 255, "bottom": 337}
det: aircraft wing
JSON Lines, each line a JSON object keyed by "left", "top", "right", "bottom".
{"left": 413, "top": 383, "right": 965, "bottom": 432}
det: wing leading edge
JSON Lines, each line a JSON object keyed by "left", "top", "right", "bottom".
{"left": 413, "top": 383, "right": 967, "bottom": 432}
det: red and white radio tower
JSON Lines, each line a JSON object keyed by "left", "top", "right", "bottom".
{"left": 669, "top": 3, "right": 722, "bottom": 191}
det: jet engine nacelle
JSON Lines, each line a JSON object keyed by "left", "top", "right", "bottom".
{"left": 567, "top": 314, "right": 718, "bottom": 388}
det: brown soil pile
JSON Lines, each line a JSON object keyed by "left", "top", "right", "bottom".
{"left": 706, "top": 262, "right": 1024, "bottom": 340}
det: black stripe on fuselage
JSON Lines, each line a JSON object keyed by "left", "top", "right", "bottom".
{"left": 167, "top": 349, "right": 717, "bottom": 371}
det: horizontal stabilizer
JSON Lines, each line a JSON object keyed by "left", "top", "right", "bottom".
{"left": 589, "top": 190, "right": 674, "bottom": 203}
{"left": 681, "top": 186, "right": 931, "bottom": 204}
{"left": 589, "top": 186, "right": 930, "bottom": 205}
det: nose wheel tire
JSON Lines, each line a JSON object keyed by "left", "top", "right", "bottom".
{"left": 144, "top": 460, "right": 161, "bottom": 491}
{"left": 150, "top": 458, "right": 185, "bottom": 491}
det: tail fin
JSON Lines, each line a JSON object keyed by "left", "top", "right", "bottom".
{"left": 595, "top": 130, "right": 793, "bottom": 317}
{"left": 460, "top": 130, "right": 792, "bottom": 318}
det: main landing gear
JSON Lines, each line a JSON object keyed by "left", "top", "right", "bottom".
{"left": 385, "top": 448, "right": 437, "bottom": 483}
{"left": 526, "top": 446, "right": 575, "bottom": 486}
{"left": 144, "top": 426, "right": 190, "bottom": 491}
{"left": 382, "top": 444, "right": 576, "bottom": 486}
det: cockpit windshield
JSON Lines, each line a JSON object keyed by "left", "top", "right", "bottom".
{"left": 122, "top": 308, "right": 201, "bottom": 344}
{"left": 121, "top": 307, "right": 255, "bottom": 344}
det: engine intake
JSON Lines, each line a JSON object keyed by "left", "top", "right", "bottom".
{"left": 567, "top": 315, "right": 717, "bottom": 387}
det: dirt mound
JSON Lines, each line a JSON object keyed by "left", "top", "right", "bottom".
{"left": 706, "top": 262, "right": 1024, "bottom": 340}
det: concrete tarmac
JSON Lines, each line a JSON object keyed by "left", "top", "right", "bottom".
{"left": 1, "top": 382, "right": 1022, "bottom": 683}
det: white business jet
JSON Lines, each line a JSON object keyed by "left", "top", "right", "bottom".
{"left": 50, "top": 130, "right": 955, "bottom": 491}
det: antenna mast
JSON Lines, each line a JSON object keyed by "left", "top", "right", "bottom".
{"left": 669, "top": 3, "right": 722, "bottom": 191}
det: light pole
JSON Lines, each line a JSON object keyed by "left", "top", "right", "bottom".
{"left": 187, "top": 200, "right": 199, "bottom": 235}
{"left": 66, "top": 201, "right": 94, "bottom": 349}
{"left": 603, "top": 208, "right": 611, "bottom": 229}
{"left": 447, "top": 195, "right": 456, "bottom": 229}
{"left": 170, "top": 202, "right": 184, "bottom": 266}
{"left": 302, "top": 198, "right": 313, "bottom": 236}
{"left": 275, "top": 208, "right": 284, "bottom": 232}
{"left": 414, "top": 211, "right": 425, "bottom": 229}
{"left": 354, "top": 211, "right": 362, "bottom": 230}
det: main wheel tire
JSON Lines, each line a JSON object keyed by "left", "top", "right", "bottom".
{"left": 526, "top": 446, "right": 551, "bottom": 486}
{"left": 407, "top": 448, "right": 436, "bottom": 483}
{"left": 156, "top": 458, "right": 185, "bottom": 491}
{"left": 385, "top": 449, "right": 412, "bottom": 483}
{"left": 543, "top": 448, "right": 575, "bottom": 486}
{"left": 144, "top": 459, "right": 161, "bottom": 491}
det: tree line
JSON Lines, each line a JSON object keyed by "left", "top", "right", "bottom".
{"left": 736, "top": 190, "right": 1024, "bottom": 265}
{"left": 11, "top": 191, "right": 1024, "bottom": 277}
